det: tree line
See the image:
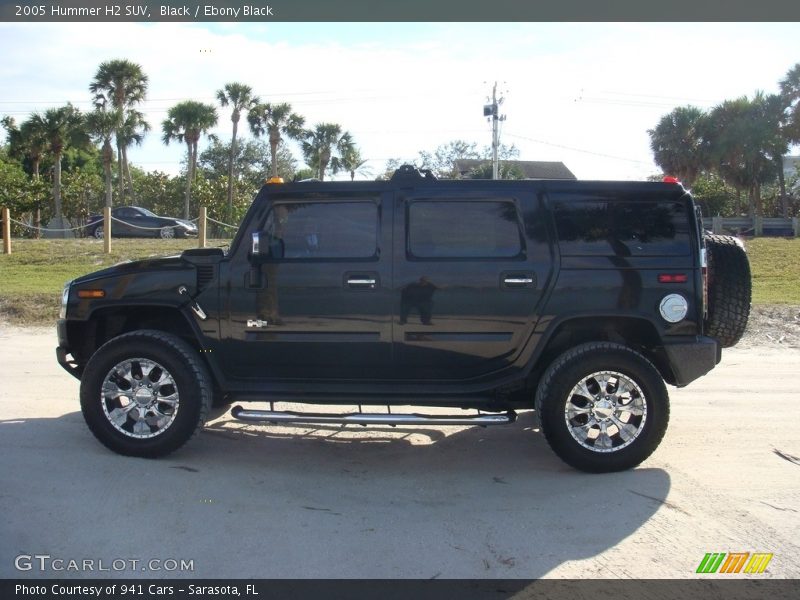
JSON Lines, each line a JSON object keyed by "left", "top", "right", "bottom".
{"left": 649, "top": 62, "right": 800, "bottom": 218}
{"left": 1, "top": 58, "right": 367, "bottom": 236}
{"left": 4, "top": 59, "right": 799, "bottom": 238}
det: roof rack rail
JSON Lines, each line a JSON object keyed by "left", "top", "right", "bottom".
{"left": 390, "top": 164, "right": 437, "bottom": 182}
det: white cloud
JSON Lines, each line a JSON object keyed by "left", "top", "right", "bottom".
{"left": 1, "top": 22, "right": 797, "bottom": 180}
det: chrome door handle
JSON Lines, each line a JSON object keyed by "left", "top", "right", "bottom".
{"left": 502, "top": 273, "right": 535, "bottom": 288}
{"left": 346, "top": 277, "right": 377, "bottom": 289}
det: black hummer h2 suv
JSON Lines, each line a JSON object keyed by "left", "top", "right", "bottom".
{"left": 56, "top": 166, "right": 751, "bottom": 472}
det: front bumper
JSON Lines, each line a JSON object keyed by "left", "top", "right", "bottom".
{"left": 663, "top": 336, "right": 720, "bottom": 387}
{"left": 56, "top": 319, "right": 82, "bottom": 380}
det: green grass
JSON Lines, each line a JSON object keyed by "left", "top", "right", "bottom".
{"left": 0, "top": 237, "right": 798, "bottom": 325}
{"left": 745, "top": 238, "right": 800, "bottom": 305}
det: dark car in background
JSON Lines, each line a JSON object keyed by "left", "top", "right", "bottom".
{"left": 86, "top": 206, "right": 198, "bottom": 239}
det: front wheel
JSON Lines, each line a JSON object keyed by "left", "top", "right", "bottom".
{"left": 92, "top": 225, "right": 104, "bottom": 240}
{"left": 80, "top": 330, "right": 212, "bottom": 457}
{"left": 159, "top": 226, "right": 175, "bottom": 239}
{"left": 535, "top": 342, "right": 669, "bottom": 473}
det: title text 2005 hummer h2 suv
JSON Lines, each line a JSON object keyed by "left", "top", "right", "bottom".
{"left": 56, "top": 166, "right": 751, "bottom": 472}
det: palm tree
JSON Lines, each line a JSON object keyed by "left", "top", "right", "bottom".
{"left": 86, "top": 108, "right": 122, "bottom": 209}
{"left": 648, "top": 106, "right": 707, "bottom": 188}
{"left": 301, "top": 123, "right": 355, "bottom": 181}
{"left": 216, "top": 83, "right": 259, "bottom": 216}
{"left": 89, "top": 59, "right": 149, "bottom": 202}
{"left": 117, "top": 109, "right": 150, "bottom": 200}
{"left": 702, "top": 94, "right": 779, "bottom": 217}
{"left": 29, "top": 104, "right": 89, "bottom": 235}
{"left": 335, "top": 146, "right": 371, "bottom": 181}
{"left": 780, "top": 63, "right": 800, "bottom": 144}
{"left": 3, "top": 116, "right": 49, "bottom": 236}
{"left": 2, "top": 116, "right": 47, "bottom": 180}
{"left": 248, "top": 102, "right": 305, "bottom": 178}
{"left": 162, "top": 101, "right": 218, "bottom": 219}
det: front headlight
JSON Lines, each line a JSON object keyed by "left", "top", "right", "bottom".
{"left": 59, "top": 282, "right": 71, "bottom": 319}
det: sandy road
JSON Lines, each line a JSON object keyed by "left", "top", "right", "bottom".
{"left": 0, "top": 326, "right": 798, "bottom": 579}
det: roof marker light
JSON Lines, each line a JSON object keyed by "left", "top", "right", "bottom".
{"left": 662, "top": 176, "right": 680, "bottom": 184}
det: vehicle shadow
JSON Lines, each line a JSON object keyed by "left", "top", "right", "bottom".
{"left": 1, "top": 410, "right": 672, "bottom": 579}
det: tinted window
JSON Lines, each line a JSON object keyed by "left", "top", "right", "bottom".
{"left": 264, "top": 201, "right": 378, "bottom": 260}
{"left": 553, "top": 200, "right": 690, "bottom": 256}
{"left": 408, "top": 200, "right": 522, "bottom": 259}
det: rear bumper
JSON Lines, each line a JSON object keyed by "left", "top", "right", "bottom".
{"left": 663, "top": 336, "right": 720, "bottom": 387}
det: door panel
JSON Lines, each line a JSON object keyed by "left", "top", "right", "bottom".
{"left": 392, "top": 190, "right": 551, "bottom": 380}
{"left": 220, "top": 193, "right": 393, "bottom": 380}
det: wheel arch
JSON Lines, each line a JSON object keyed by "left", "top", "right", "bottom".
{"left": 527, "top": 314, "right": 675, "bottom": 389}
{"left": 67, "top": 304, "right": 225, "bottom": 388}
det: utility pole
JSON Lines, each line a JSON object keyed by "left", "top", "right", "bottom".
{"left": 483, "top": 82, "right": 506, "bottom": 180}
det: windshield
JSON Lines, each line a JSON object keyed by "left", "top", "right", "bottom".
{"left": 137, "top": 208, "right": 157, "bottom": 217}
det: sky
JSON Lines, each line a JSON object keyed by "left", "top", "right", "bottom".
{"left": 0, "top": 21, "right": 798, "bottom": 181}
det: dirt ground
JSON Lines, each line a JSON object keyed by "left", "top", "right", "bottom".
{"left": 0, "top": 324, "right": 798, "bottom": 580}
{"left": 740, "top": 304, "right": 800, "bottom": 348}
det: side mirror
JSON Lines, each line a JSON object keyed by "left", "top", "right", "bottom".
{"left": 251, "top": 232, "right": 266, "bottom": 261}
{"left": 251, "top": 232, "right": 284, "bottom": 261}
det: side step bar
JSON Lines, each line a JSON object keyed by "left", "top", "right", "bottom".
{"left": 230, "top": 406, "right": 516, "bottom": 427}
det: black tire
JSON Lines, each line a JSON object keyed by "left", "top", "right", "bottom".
{"left": 704, "top": 234, "right": 751, "bottom": 348}
{"left": 535, "top": 342, "right": 670, "bottom": 473}
{"left": 80, "top": 330, "right": 212, "bottom": 458}
{"left": 92, "top": 225, "right": 104, "bottom": 240}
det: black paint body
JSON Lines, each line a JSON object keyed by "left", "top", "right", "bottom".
{"left": 57, "top": 177, "right": 719, "bottom": 409}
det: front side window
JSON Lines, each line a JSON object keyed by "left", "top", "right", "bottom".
{"left": 408, "top": 200, "right": 523, "bottom": 259}
{"left": 263, "top": 201, "right": 379, "bottom": 260}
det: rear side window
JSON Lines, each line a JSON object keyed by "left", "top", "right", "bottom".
{"left": 263, "top": 201, "right": 378, "bottom": 260}
{"left": 408, "top": 200, "right": 523, "bottom": 259}
{"left": 553, "top": 200, "right": 690, "bottom": 256}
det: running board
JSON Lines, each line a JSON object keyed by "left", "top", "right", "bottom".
{"left": 230, "top": 406, "right": 516, "bottom": 427}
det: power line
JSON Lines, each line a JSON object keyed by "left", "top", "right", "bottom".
{"left": 504, "top": 132, "right": 653, "bottom": 165}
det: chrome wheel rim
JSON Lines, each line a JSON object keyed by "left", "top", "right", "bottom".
{"left": 94, "top": 227, "right": 104, "bottom": 239}
{"left": 100, "top": 358, "right": 180, "bottom": 439}
{"left": 160, "top": 227, "right": 175, "bottom": 239}
{"left": 564, "top": 370, "right": 647, "bottom": 453}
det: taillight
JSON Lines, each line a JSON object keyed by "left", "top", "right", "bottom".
{"left": 658, "top": 273, "right": 688, "bottom": 283}
{"left": 701, "top": 247, "right": 708, "bottom": 319}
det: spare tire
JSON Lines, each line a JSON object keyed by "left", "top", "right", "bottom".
{"left": 704, "top": 234, "right": 751, "bottom": 348}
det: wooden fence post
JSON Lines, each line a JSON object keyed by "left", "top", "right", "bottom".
{"left": 103, "top": 206, "right": 111, "bottom": 254}
{"left": 793, "top": 217, "right": 799, "bottom": 238}
{"left": 2, "top": 207, "right": 10, "bottom": 255}
{"left": 712, "top": 216, "right": 722, "bottom": 235}
{"left": 199, "top": 206, "right": 207, "bottom": 248}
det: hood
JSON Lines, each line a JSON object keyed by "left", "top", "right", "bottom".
{"left": 72, "top": 255, "right": 187, "bottom": 285}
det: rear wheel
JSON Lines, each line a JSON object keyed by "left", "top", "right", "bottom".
{"left": 704, "top": 234, "right": 751, "bottom": 348}
{"left": 92, "top": 225, "right": 104, "bottom": 239}
{"left": 80, "top": 330, "right": 211, "bottom": 457}
{"left": 536, "top": 342, "right": 669, "bottom": 473}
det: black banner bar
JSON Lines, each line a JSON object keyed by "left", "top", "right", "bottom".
{"left": 2, "top": 0, "right": 800, "bottom": 22}
{"left": 3, "top": 579, "right": 800, "bottom": 600}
